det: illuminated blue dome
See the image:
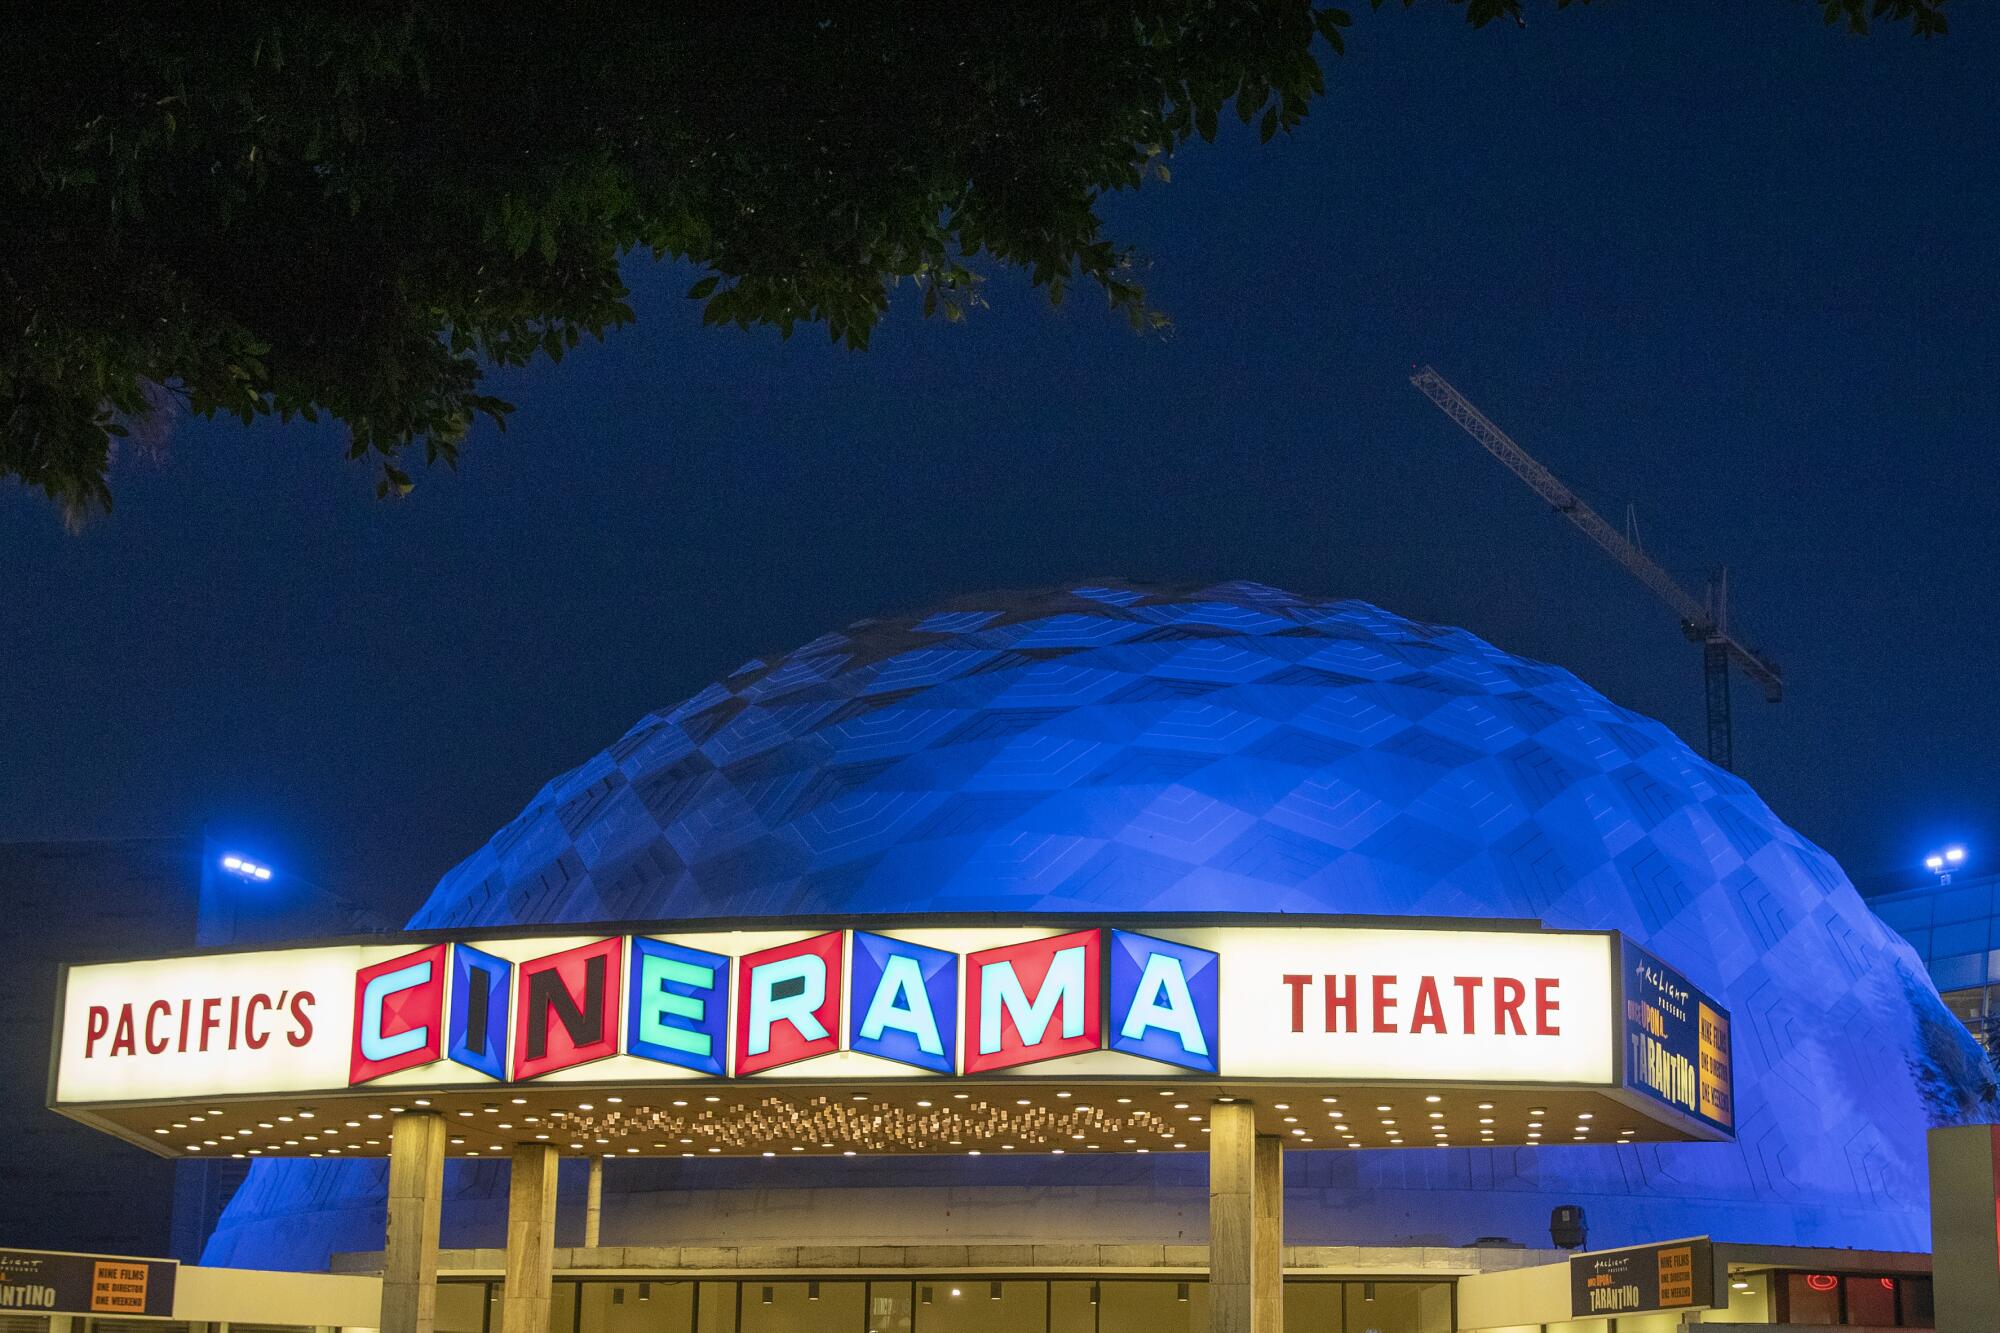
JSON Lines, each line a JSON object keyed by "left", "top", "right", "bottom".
{"left": 208, "top": 582, "right": 1993, "bottom": 1268}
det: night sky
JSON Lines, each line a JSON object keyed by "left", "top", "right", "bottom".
{"left": 4, "top": 5, "right": 1996, "bottom": 919}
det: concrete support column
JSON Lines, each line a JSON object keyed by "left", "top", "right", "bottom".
{"left": 502, "top": 1143, "right": 561, "bottom": 1333}
{"left": 1253, "top": 1133, "right": 1284, "bottom": 1333}
{"left": 382, "top": 1111, "right": 447, "bottom": 1333}
{"left": 1211, "top": 1104, "right": 1282, "bottom": 1333}
{"left": 1929, "top": 1125, "right": 2000, "bottom": 1333}
{"left": 585, "top": 1154, "right": 604, "bottom": 1248}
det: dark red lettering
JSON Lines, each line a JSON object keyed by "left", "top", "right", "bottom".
{"left": 244, "top": 994, "right": 272, "bottom": 1049}
{"left": 1454, "top": 976, "right": 1482, "bottom": 1032}
{"left": 1324, "top": 974, "right": 1357, "bottom": 1033}
{"left": 227, "top": 994, "right": 242, "bottom": 1050}
{"left": 1535, "top": 977, "right": 1561, "bottom": 1035}
{"left": 178, "top": 998, "right": 191, "bottom": 1052}
{"left": 144, "top": 1000, "right": 171, "bottom": 1055}
{"left": 199, "top": 997, "right": 223, "bottom": 1051}
{"left": 84, "top": 1005, "right": 110, "bottom": 1057}
{"left": 1372, "top": 974, "right": 1398, "bottom": 1033}
{"left": 1494, "top": 977, "right": 1526, "bottom": 1035}
{"left": 109, "top": 1004, "right": 137, "bottom": 1056}
{"left": 289, "top": 991, "right": 315, "bottom": 1047}
{"left": 1282, "top": 975, "right": 1311, "bottom": 1033}
{"left": 1411, "top": 976, "right": 1445, "bottom": 1034}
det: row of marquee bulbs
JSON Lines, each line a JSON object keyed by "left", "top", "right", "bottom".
{"left": 490, "top": 1280, "right": 1395, "bottom": 1307}
{"left": 160, "top": 1090, "right": 1642, "bottom": 1159}
{"left": 1333, "top": 1093, "right": 1638, "bottom": 1148}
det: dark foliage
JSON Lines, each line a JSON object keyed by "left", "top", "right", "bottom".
{"left": 0, "top": 1, "right": 1954, "bottom": 513}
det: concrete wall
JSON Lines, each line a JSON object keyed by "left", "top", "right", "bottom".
{"left": 333, "top": 1241, "right": 1556, "bottom": 1281}
{"left": 1456, "top": 1259, "right": 1569, "bottom": 1330}
{"left": 174, "top": 1264, "right": 381, "bottom": 1326}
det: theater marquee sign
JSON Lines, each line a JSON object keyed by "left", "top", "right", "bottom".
{"left": 49, "top": 918, "right": 1732, "bottom": 1159}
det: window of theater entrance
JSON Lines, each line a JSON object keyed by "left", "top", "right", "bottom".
{"left": 698, "top": 1280, "right": 739, "bottom": 1333}
{"left": 523, "top": 1276, "right": 1451, "bottom": 1333}
{"left": 436, "top": 1280, "right": 491, "bottom": 1333}
{"left": 1047, "top": 1278, "right": 1208, "bottom": 1333}
{"left": 1284, "top": 1281, "right": 1336, "bottom": 1333}
{"left": 870, "top": 1280, "right": 915, "bottom": 1333}
{"left": 578, "top": 1280, "right": 699, "bottom": 1333}
{"left": 736, "top": 1280, "right": 868, "bottom": 1333}
{"left": 1097, "top": 1279, "right": 1207, "bottom": 1333}
{"left": 922, "top": 1280, "right": 1066, "bottom": 1333}
{"left": 1340, "top": 1281, "right": 1450, "bottom": 1333}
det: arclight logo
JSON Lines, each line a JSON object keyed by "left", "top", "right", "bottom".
{"left": 347, "top": 928, "right": 1220, "bottom": 1085}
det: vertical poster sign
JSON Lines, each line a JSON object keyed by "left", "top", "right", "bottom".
{"left": 90, "top": 1259, "right": 151, "bottom": 1314}
{"left": 350, "top": 943, "right": 447, "bottom": 1084}
{"left": 1697, "top": 999, "right": 1733, "bottom": 1129}
{"left": 512, "top": 937, "right": 623, "bottom": 1079}
{"left": 627, "top": 937, "right": 731, "bottom": 1076}
{"left": 1621, "top": 940, "right": 1733, "bottom": 1135}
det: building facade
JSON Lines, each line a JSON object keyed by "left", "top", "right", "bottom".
{"left": 39, "top": 584, "right": 1996, "bottom": 1332}
{"left": 1871, "top": 870, "right": 2000, "bottom": 1061}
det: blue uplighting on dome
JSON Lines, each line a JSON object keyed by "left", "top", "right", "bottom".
{"left": 206, "top": 582, "right": 1996, "bottom": 1269}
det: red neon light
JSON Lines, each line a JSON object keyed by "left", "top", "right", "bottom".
{"left": 1803, "top": 1274, "right": 1837, "bottom": 1292}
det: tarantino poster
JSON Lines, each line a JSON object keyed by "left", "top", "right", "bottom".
{"left": 1622, "top": 939, "right": 1734, "bottom": 1134}
{"left": 1571, "top": 1237, "right": 1717, "bottom": 1317}
{"left": 0, "top": 1248, "right": 177, "bottom": 1316}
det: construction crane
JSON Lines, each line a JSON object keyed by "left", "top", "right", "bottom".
{"left": 1408, "top": 366, "right": 1782, "bottom": 772}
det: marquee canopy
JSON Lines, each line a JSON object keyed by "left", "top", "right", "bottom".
{"left": 49, "top": 915, "right": 1732, "bottom": 1161}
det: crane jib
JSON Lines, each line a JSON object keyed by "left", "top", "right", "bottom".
{"left": 1409, "top": 367, "right": 1784, "bottom": 765}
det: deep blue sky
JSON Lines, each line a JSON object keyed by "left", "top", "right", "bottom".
{"left": 4, "top": 4, "right": 1995, "bottom": 918}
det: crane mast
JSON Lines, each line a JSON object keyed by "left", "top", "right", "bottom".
{"left": 1408, "top": 366, "right": 1783, "bottom": 771}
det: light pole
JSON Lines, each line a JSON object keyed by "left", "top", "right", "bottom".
{"left": 1925, "top": 845, "right": 1968, "bottom": 886}
{"left": 219, "top": 853, "right": 274, "bottom": 881}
